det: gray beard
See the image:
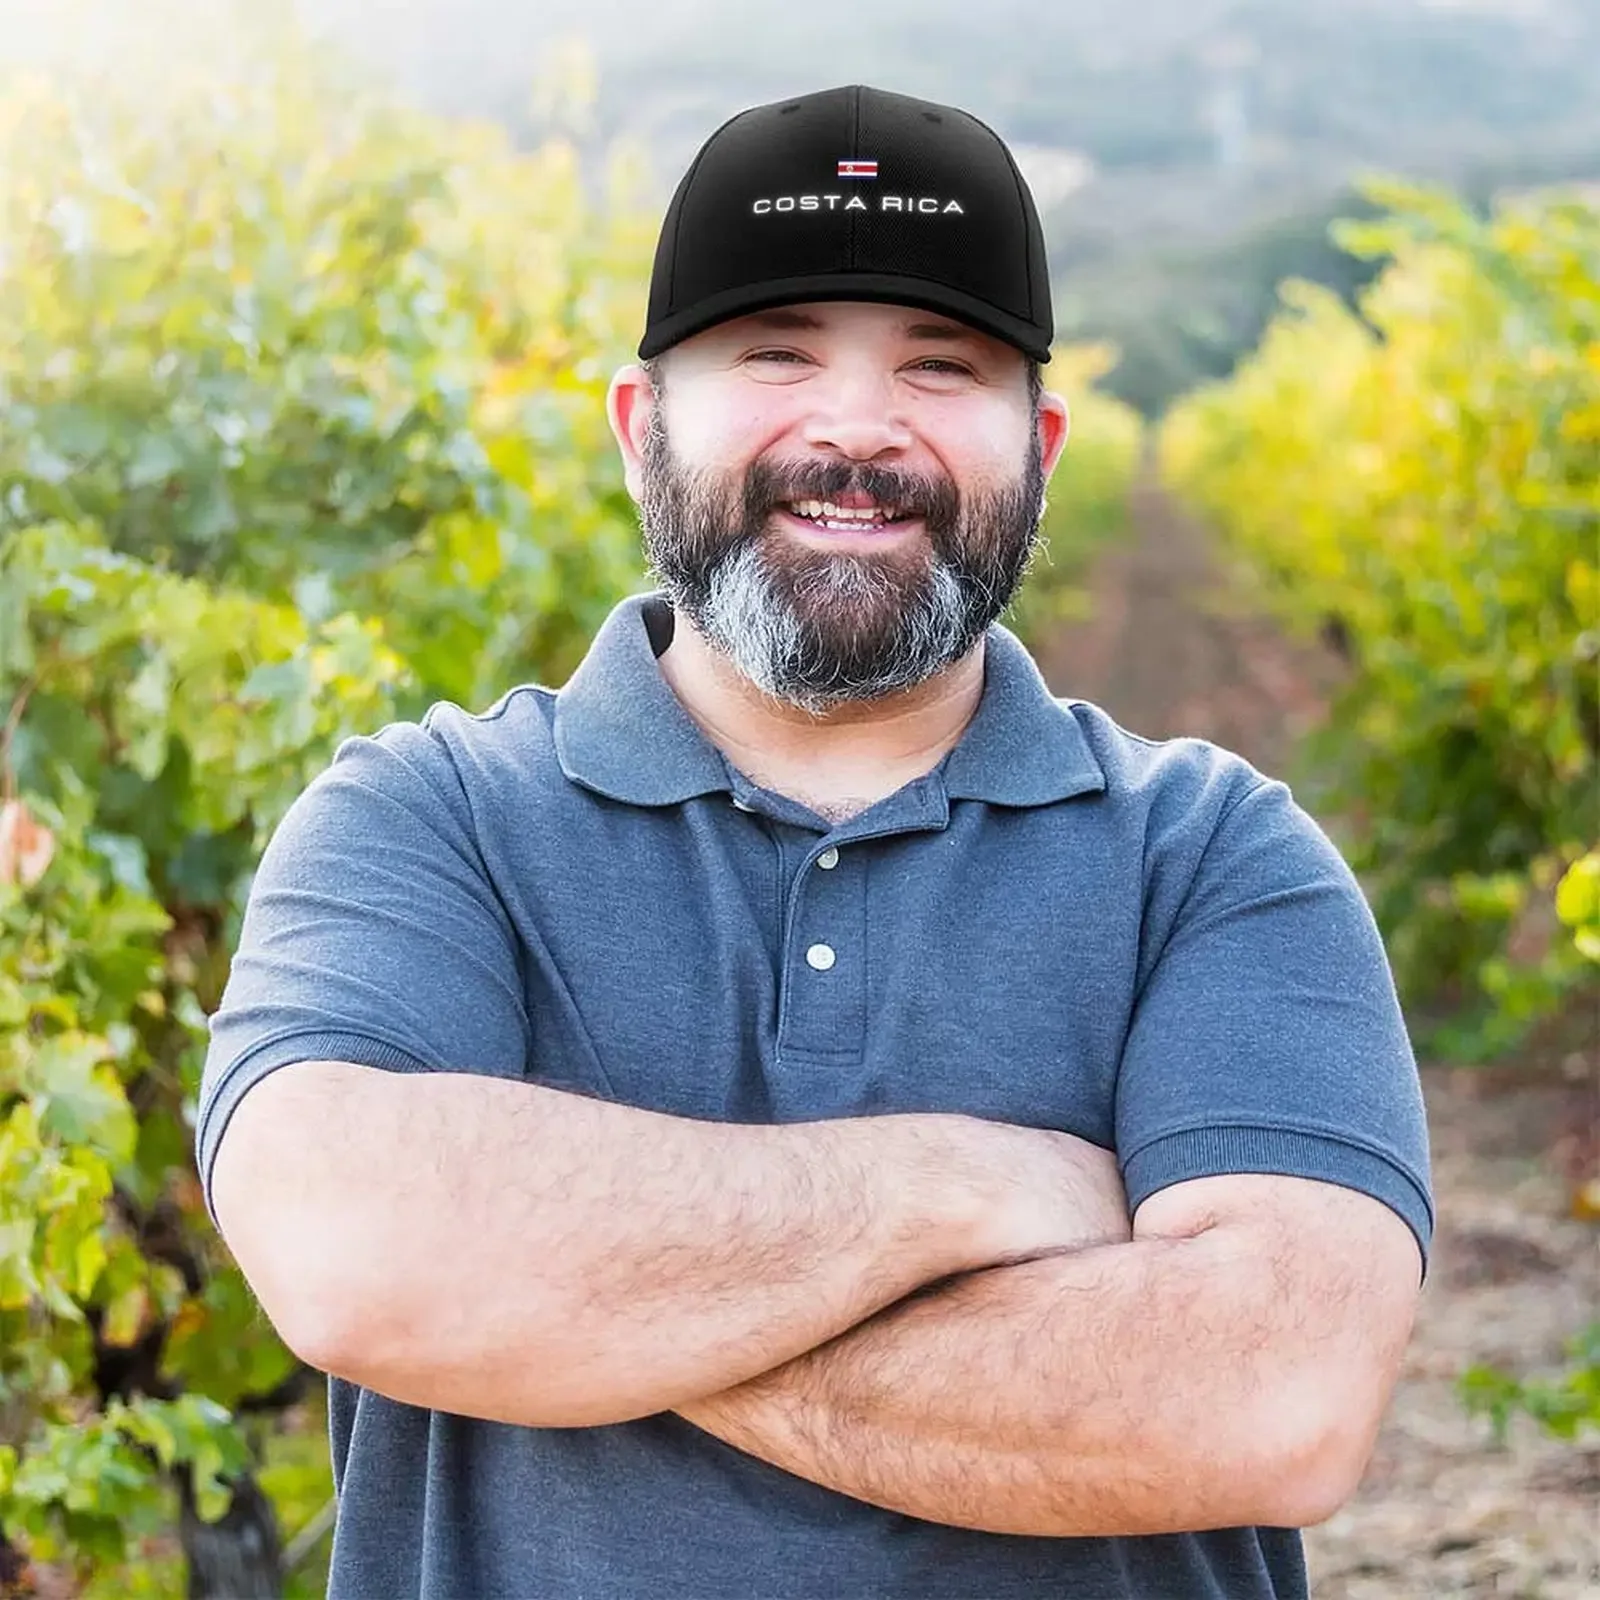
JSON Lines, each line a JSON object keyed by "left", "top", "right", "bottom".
{"left": 693, "top": 541, "right": 975, "bottom": 716}
{"left": 637, "top": 409, "right": 1046, "bottom": 717}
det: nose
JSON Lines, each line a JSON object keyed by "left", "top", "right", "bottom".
{"left": 798, "top": 365, "right": 914, "bottom": 460}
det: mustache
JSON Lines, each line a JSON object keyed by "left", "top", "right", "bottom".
{"left": 741, "top": 456, "right": 959, "bottom": 525}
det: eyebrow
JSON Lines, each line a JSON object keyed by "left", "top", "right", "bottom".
{"left": 740, "top": 308, "right": 985, "bottom": 347}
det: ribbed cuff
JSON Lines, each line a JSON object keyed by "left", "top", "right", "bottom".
{"left": 196, "top": 1031, "right": 434, "bottom": 1227}
{"left": 1122, "top": 1124, "right": 1434, "bottom": 1276}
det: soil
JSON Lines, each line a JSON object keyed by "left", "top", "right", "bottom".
{"left": 1037, "top": 472, "right": 1600, "bottom": 1600}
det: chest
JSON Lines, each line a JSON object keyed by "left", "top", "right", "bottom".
{"left": 495, "top": 802, "right": 1141, "bottom": 1147}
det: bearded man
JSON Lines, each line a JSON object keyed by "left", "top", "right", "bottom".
{"left": 202, "top": 83, "right": 1431, "bottom": 1600}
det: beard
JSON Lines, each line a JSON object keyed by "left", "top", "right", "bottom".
{"left": 636, "top": 402, "right": 1048, "bottom": 716}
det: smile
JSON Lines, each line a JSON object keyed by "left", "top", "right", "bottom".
{"left": 779, "top": 499, "right": 919, "bottom": 536}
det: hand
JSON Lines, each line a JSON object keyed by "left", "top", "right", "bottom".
{"left": 946, "top": 1117, "right": 1131, "bottom": 1270}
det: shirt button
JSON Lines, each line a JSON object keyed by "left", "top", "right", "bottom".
{"left": 731, "top": 796, "right": 754, "bottom": 812}
{"left": 816, "top": 847, "right": 840, "bottom": 870}
{"left": 805, "top": 942, "right": 836, "bottom": 972}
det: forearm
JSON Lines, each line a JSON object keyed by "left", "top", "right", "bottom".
{"left": 214, "top": 1061, "right": 998, "bottom": 1428}
{"left": 679, "top": 1228, "right": 1370, "bottom": 1536}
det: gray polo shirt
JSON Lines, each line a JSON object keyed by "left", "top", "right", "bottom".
{"left": 198, "top": 588, "right": 1432, "bottom": 1600}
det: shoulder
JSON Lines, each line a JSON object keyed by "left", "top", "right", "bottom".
{"left": 1054, "top": 696, "right": 1275, "bottom": 837}
{"left": 266, "top": 687, "right": 562, "bottom": 867}
{"left": 324, "top": 684, "right": 559, "bottom": 806}
{"left": 416, "top": 683, "right": 560, "bottom": 790}
{"left": 1049, "top": 698, "right": 1356, "bottom": 929}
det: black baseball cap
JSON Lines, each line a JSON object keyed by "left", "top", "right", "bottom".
{"left": 638, "top": 84, "right": 1054, "bottom": 366}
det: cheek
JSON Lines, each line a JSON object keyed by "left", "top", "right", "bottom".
{"left": 671, "top": 387, "right": 790, "bottom": 470}
{"left": 898, "top": 388, "right": 1028, "bottom": 467}
{"left": 959, "top": 406, "right": 1034, "bottom": 469}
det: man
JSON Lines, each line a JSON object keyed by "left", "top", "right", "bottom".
{"left": 202, "top": 84, "right": 1432, "bottom": 1599}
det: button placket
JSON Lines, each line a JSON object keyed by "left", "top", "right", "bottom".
{"left": 778, "top": 840, "right": 867, "bottom": 1058}
{"left": 804, "top": 845, "right": 843, "bottom": 973}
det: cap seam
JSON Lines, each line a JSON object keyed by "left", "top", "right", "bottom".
{"left": 665, "top": 105, "right": 754, "bottom": 313}
{"left": 995, "top": 129, "right": 1038, "bottom": 325}
{"left": 848, "top": 85, "right": 861, "bottom": 270}
{"left": 945, "top": 103, "right": 1039, "bottom": 328}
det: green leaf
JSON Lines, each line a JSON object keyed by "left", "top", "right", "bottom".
{"left": 0, "top": 1218, "right": 41, "bottom": 1309}
{"left": 27, "top": 1036, "right": 137, "bottom": 1162}
{"left": 124, "top": 432, "right": 185, "bottom": 490}
{"left": 1555, "top": 852, "right": 1600, "bottom": 964}
{"left": 72, "top": 1228, "right": 108, "bottom": 1301}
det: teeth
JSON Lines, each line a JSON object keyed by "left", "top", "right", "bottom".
{"left": 788, "top": 500, "right": 900, "bottom": 522}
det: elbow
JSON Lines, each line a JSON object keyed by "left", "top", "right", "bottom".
{"left": 213, "top": 1179, "right": 394, "bottom": 1378}
{"left": 257, "top": 1245, "right": 448, "bottom": 1390}
{"left": 211, "top": 1091, "right": 411, "bottom": 1375}
{"left": 270, "top": 1267, "right": 378, "bottom": 1378}
{"left": 226, "top": 1216, "right": 385, "bottom": 1376}
{"left": 1251, "top": 1387, "right": 1382, "bottom": 1529}
{"left": 1262, "top": 1446, "right": 1367, "bottom": 1530}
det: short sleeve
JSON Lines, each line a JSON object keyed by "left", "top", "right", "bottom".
{"left": 195, "top": 714, "right": 531, "bottom": 1220}
{"left": 1115, "top": 776, "right": 1434, "bottom": 1267}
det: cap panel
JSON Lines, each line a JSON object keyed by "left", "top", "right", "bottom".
{"left": 849, "top": 91, "right": 1033, "bottom": 321}
{"left": 665, "top": 90, "right": 855, "bottom": 309}
{"left": 994, "top": 128, "right": 1054, "bottom": 329}
{"left": 643, "top": 102, "right": 750, "bottom": 333}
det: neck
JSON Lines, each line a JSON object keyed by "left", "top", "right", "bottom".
{"left": 655, "top": 609, "right": 986, "bottom": 792}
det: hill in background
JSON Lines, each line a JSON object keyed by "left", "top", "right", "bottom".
{"left": 8, "top": 0, "right": 1599, "bottom": 409}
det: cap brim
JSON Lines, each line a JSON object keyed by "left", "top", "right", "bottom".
{"left": 637, "top": 271, "right": 1054, "bottom": 366}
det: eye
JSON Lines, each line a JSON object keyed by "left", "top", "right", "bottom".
{"left": 741, "top": 350, "right": 975, "bottom": 378}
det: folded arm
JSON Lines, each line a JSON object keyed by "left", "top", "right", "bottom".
{"left": 211, "top": 1060, "right": 1121, "bottom": 1429}
{"left": 677, "top": 1172, "right": 1424, "bottom": 1535}
{"left": 205, "top": 717, "right": 1135, "bottom": 1435}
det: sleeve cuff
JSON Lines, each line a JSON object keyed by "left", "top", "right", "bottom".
{"left": 1121, "top": 1123, "right": 1435, "bottom": 1276}
{"left": 195, "top": 1030, "right": 434, "bottom": 1228}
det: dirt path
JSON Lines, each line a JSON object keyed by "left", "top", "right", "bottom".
{"left": 1034, "top": 469, "right": 1343, "bottom": 773}
{"left": 1037, "top": 475, "right": 1600, "bottom": 1599}
{"left": 1311, "top": 1065, "right": 1599, "bottom": 1599}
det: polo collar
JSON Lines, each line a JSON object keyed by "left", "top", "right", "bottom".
{"left": 941, "top": 620, "right": 1107, "bottom": 806}
{"left": 552, "top": 592, "right": 729, "bottom": 807}
{"left": 553, "top": 590, "right": 1106, "bottom": 810}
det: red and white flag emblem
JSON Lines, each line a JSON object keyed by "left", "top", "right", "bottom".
{"left": 837, "top": 159, "right": 878, "bottom": 179}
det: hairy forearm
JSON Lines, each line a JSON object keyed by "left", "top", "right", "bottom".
{"left": 214, "top": 1061, "right": 1005, "bottom": 1428}
{"left": 679, "top": 1225, "right": 1382, "bottom": 1536}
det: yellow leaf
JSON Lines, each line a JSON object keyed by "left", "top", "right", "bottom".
{"left": 73, "top": 1228, "right": 108, "bottom": 1299}
{"left": 102, "top": 1280, "right": 153, "bottom": 1347}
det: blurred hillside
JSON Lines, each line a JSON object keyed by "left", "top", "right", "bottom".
{"left": 6, "top": 0, "right": 1599, "bottom": 409}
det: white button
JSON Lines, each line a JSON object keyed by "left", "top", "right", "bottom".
{"left": 731, "top": 797, "right": 754, "bottom": 811}
{"left": 816, "top": 847, "right": 840, "bottom": 870}
{"left": 805, "top": 943, "right": 836, "bottom": 971}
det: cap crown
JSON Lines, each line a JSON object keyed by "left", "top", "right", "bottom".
{"left": 640, "top": 84, "right": 1053, "bottom": 363}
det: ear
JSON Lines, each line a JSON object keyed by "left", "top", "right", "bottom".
{"left": 1036, "top": 388, "right": 1071, "bottom": 481}
{"left": 607, "top": 363, "right": 661, "bottom": 502}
